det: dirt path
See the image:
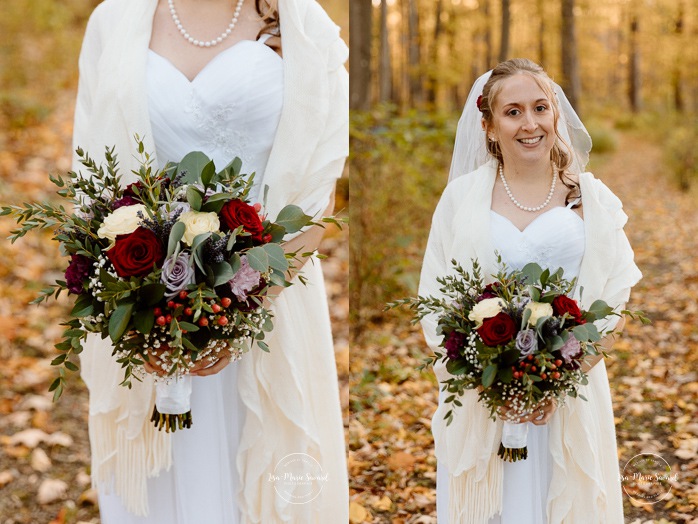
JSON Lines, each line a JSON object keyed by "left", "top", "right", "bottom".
{"left": 349, "top": 132, "right": 698, "bottom": 524}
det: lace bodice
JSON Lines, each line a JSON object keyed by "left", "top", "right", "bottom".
{"left": 490, "top": 204, "right": 585, "bottom": 280}
{"left": 146, "top": 36, "right": 283, "bottom": 201}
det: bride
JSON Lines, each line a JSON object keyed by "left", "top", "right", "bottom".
{"left": 72, "top": 0, "right": 348, "bottom": 522}
{"left": 419, "top": 58, "right": 641, "bottom": 523}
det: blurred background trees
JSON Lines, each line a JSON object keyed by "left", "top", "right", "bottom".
{"left": 350, "top": 0, "right": 698, "bottom": 331}
{"left": 349, "top": 0, "right": 698, "bottom": 114}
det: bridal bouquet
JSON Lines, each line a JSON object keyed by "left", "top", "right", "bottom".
{"left": 2, "top": 138, "right": 336, "bottom": 431}
{"left": 390, "top": 257, "right": 645, "bottom": 461}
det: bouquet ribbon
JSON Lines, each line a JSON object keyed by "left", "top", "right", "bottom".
{"left": 499, "top": 421, "right": 529, "bottom": 462}
{"left": 151, "top": 376, "right": 193, "bottom": 432}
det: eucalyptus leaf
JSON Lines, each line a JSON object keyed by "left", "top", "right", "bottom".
{"left": 212, "top": 262, "right": 236, "bottom": 286}
{"left": 262, "top": 244, "right": 288, "bottom": 272}
{"left": 200, "top": 160, "right": 216, "bottom": 188}
{"left": 274, "top": 205, "right": 312, "bottom": 234}
{"left": 186, "top": 186, "right": 203, "bottom": 211}
{"left": 176, "top": 151, "right": 210, "bottom": 183}
{"left": 167, "top": 221, "right": 186, "bottom": 257}
{"left": 246, "top": 246, "right": 269, "bottom": 272}
{"left": 520, "top": 262, "right": 543, "bottom": 284}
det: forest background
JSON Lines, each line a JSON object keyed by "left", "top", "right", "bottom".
{"left": 0, "top": 1, "right": 347, "bottom": 523}
{"left": 349, "top": 1, "right": 698, "bottom": 523}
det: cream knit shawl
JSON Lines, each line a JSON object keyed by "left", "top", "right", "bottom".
{"left": 419, "top": 161, "right": 641, "bottom": 524}
{"left": 72, "top": 0, "right": 349, "bottom": 521}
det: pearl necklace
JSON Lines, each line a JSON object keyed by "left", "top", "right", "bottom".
{"left": 498, "top": 162, "right": 557, "bottom": 212}
{"left": 168, "top": 0, "right": 245, "bottom": 48}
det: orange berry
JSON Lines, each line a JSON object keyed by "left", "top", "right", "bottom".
{"left": 184, "top": 307, "right": 193, "bottom": 316}
{"left": 179, "top": 291, "right": 188, "bottom": 300}
{"left": 198, "top": 317, "right": 209, "bottom": 327}
{"left": 156, "top": 316, "right": 167, "bottom": 326}
{"left": 211, "top": 304, "right": 222, "bottom": 313}
{"left": 221, "top": 297, "right": 232, "bottom": 308}
{"left": 217, "top": 316, "right": 229, "bottom": 326}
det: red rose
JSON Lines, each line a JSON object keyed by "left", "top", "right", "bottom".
{"left": 552, "top": 295, "right": 586, "bottom": 325}
{"left": 107, "top": 227, "right": 164, "bottom": 278}
{"left": 477, "top": 312, "right": 517, "bottom": 346}
{"left": 219, "top": 199, "right": 265, "bottom": 243}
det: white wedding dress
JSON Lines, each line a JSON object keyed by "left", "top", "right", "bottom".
{"left": 98, "top": 34, "right": 283, "bottom": 523}
{"left": 436, "top": 200, "right": 585, "bottom": 524}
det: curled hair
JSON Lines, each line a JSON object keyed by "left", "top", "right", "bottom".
{"left": 479, "top": 58, "right": 580, "bottom": 206}
{"left": 255, "top": 0, "right": 280, "bottom": 40}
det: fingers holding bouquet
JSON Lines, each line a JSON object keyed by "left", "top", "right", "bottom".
{"left": 496, "top": 399, "right": 557, "bottom": 425}
{"left": 142, "top": 343, "right": 237, "bottom": 377}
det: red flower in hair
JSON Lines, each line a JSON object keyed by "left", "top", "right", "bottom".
{"left": 476, "top": 94, "right": 484, "bottom": 111}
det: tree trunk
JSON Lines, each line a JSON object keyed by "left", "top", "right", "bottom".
{"left": 407, "top": 0, "right": 422, "bottom": 105}
{"left": 537, "top": 0, "right": 546, "bottom": 67}
{"left": 426, "top": 0, "right": 444, "bottom": 105}
{"left": 349, "top": 0, "right": 372, "bottom": 110}
{"left": 628, "top": 13, "right": 641, "bottom": 112}
{"left": 499, "top": 0, "right": 510, "bottom": 63}
{"left": 672, "top": 3, "right": 684, "bottom": 112}
{"left": 561, "top": 0, "right": 582, "bottom": 113}
{"left": 483, "top": 0, "right": 492, "bottom": 69}
{"left": 379, "top": 0, "right": 392, "bottom": 103}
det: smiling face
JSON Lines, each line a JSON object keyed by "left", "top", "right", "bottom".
{"left": 485, "top": 73, "right": 557, "bottom": 168}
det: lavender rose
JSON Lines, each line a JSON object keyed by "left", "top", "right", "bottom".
{"left": 160, "top": 252, "right": 195, "bottom": 299}
{"left": 228, "top": 256, "right": 261, "bottom": 301}
{"left": 560, "top": 336, "right": 584, "bottom": 368}
{"left": 444, "top": 331, "right": 467, "bottom": 360}
{"left": 65, "top": 254, "right": 92, "bottom": 294}
{"left": 515, "top": 329, "right": 538, "bottom": 359}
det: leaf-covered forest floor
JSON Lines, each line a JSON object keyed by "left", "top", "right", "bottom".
{"left": 350, "top": 132, "right": 698, "bottom": 524}
{"left": 0, "top": 92, "right": 349, "bottom": 524}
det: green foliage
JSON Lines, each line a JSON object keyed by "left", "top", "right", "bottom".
{"left": 664, "top": 123, "right": 698, "bottom": 192}
{"left": 350, "top": 107, "right": 456, "bottom": 337}
{"left": 586, "top": 120, "right": 618, "bottom": 154}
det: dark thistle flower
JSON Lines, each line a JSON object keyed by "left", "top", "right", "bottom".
{"left": 65, "top": 254, "right": 92, "bottom": 294}
{"left": 204, "top": 234, "right": 230, "bottom": 265}
{"left": 140, "top": 208, "right": 184, "bottom": 246}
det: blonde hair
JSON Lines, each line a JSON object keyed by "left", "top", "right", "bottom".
{"left": 255, "top": 0, "right": 280, "bottom": 38}
{"left": 479, "top": 58, "right": 580, "bottom": 205}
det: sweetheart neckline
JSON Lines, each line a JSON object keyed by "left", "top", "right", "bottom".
{"left": 148, "top": 39, "right": 282, "bottom": 84}
{"left": 490, "top": 206, "right": 584, "bottom": 234}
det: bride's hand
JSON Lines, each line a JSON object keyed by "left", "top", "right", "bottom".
{"left": 496, "top": 398, "right": 557, "bottom": 425}
{"left": 143, "top": 347, "right": 234, "bottom": 377}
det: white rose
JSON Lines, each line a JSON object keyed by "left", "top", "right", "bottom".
{"left": 524, "top": 301, "right": 553, "bottom": 326}
{"left": 97, "top": 204, "right": 146, "bottom": 243}
{"left": 178, "top": 210, "right": 220, "bottom": 245}
{"left": 468, "top": 297, "right": 505, "bottom": 327}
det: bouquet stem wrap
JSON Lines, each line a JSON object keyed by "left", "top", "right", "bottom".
{"left": 151, "top": 376, "right": 193, "bottom": 432}
{"left": 498, "top": 421, "right": 529, "bottom": 462}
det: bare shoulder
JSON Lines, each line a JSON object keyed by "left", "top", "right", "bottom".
{"left": 264, "top": 34, "right": 283, "bottom": 58}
